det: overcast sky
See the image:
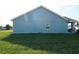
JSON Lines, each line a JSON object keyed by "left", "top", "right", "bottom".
{"left": 0, "top": 0, "right": 79, "bottom": 26}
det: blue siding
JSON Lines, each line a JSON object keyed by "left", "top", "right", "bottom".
{"left": 13, "top": 7, "right": 68, "bottom": 33}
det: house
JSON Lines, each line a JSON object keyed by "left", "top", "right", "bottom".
{"left": 0, "top": 26, "right": 6, "bottom": 30}
{"left": 63, "top": 16, "right": 78, "bottom": 32}
{"left": 12, "top": 6, "right": 77, "bottom": 33}
{"left": 0, "top": 26, "right": 2, "bottom": 30}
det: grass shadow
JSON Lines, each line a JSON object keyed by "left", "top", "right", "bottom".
{"left": 2, "top": 33, "right": 79, "bottom": 54}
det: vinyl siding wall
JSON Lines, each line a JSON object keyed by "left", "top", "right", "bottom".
{"left": 13, "top": 8, "right": 68, "bottom": 33}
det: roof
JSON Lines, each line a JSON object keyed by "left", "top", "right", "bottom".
{"left": 63, "top": 16, "right": 77, "bottom": 22}
{"left": 12, "top": 6, "right": 77, "bottom": 22}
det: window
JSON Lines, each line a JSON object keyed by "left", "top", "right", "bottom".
{"left": 46, "top": 24, "right": 50, "bottom": 29}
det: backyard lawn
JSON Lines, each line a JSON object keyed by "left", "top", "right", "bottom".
{"left": 0, "top": 30, "right": 79, "bottom": 54}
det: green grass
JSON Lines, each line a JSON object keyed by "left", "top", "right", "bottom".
{"left": 0, "top": 30, "right": 79, "bottom": 54}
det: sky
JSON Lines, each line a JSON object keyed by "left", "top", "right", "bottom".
{"left": 0, "top": 0, "right": 79, "bottom": 26}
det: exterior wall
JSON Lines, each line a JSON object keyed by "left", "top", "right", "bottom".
{"left": 13, "top": 15, "right": 26, "bottom": 33}
{"left": 13, "top": 7, "right": 68, "bottom": 33}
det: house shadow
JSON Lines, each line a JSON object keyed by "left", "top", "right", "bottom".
{"left": 2, "top": 33, "right": 79, "bottom": 54}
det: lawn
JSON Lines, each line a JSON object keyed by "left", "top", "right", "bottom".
{"left": 0, "top": 30, "right": 79, "bottom": 54}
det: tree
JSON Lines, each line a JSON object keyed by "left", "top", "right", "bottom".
{"left": 5, "top": 24, "right": 12, "bottom": 30}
